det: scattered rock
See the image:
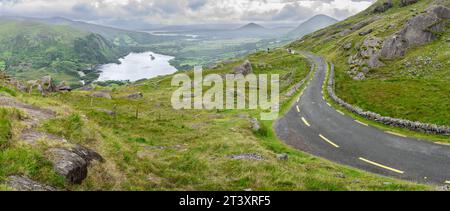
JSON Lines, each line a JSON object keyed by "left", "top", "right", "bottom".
{"left": 90, "top": 90, "right": 112, "bottom": 99}
{"left": 374, "top": 0, "right": 393, "bottom": 13}
{"left": 383, "top": 182, "right": 393, "bottom": 185}
{"left": 386, "top": 24, "right": 396, "bottom": 30}
{"left": 361, "top": 67, "right": 370, "bottom": 74}
{"left": 48, "top": 148, "right": 88, "bottom": 184}
{"left": 400, "top": 0, "right": 419, "bottom": 7}
{"left": 339, "top": 17, "right": 380, "bottom": 36}
{"left": 20, "top": 129, "right": 68, "bottom": 145}
{"left": 335, "top": 172, "right": 346, "bottom": 179}
{"left": 229, "top": 154, "right": 264, "bottom": 161}
{"left": 347, "top": 37, "right": 384, "bottom": 80}
{"left": 250, "top": 118, "right": 261, "bottom": 132}
{"left": 237, "top": 113, "right": 250, "bottom": 119}
{"left": 436, "top": 185, "right": 450, "bottom": 191}
{"left": 79, "top": 84, "right": 94, "bottom": 91}
{"left": 6, "top": 175, "right": 57, "bottom": 191}
{"left": 127, "top": 92, "right": 143, "bottom": 99}
{"left": 97, "top": 109, "right": 115, "bottom": 116}
{"left": 343, "top": 42, "right": 353, "bottom": 50}
{"left": 233, "top": 60, "right": 253, "bottom": 75}
{"left": 40, "top": 76, "right": 56, "bottom": 92}
{"left": 55, "top": 81, "right": 72, "bottom": 92}
{"left": 277, "top": 153, "right": 289, "bottom": 161}
{"left": 359, "top": 29, "right": 373, "bottom": 36}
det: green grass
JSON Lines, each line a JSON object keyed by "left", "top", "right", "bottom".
{"left": 0, "top": 108, "right": 64, "bottom": 188}
{"left": 0, "top": 85, "right": 17, "bottom": 97}
{"left": 0, "top": 115, "right": 11, "bottom": 149}
{"left": 322, "top": 62, "right": 450, "bottom": 143}
{"left": 28, "top": 48, "right": 429, "bottom": 191}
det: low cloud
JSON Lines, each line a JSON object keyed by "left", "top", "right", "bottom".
{"left": 0, "top": 0, "right": 376, "bottom": 25}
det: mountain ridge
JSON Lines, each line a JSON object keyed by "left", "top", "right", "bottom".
{"left": 287, "top": 14, "right": 338, "bottom": 38}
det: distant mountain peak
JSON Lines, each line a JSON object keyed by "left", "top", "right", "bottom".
{"left": 287, "top": 14, "right": 338, "bottom": 38}
{"left": 238, "top": 23, "right": 266, "bottom": 30}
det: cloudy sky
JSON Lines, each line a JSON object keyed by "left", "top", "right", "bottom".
{"left": 0, "top": 0, "right": 376, "bottom": 26}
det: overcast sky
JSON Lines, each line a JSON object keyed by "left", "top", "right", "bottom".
{"left": 0, "top": 0, "right": 376, "bottom": 25}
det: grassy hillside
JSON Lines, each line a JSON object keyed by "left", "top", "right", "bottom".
{"left": 0, "top": 49, "right": 430, "bottom": 190}
{"left": 0, "top": 18, "right": 124, "bottom": 86}
{"left": 289, "top": 0, "right": 450, "bottom": 127}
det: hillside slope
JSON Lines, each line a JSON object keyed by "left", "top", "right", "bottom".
{"left": 287, "top": 15, "right": 338, "bottom": 39}
{"left": 0, "top": 18, "right": 126, "bottom": 86}
{"left": 289, "top": 0, "right": 450, "bottom": 127}
{"left": 0, "top": 49, "right": 430, "bottom": 191}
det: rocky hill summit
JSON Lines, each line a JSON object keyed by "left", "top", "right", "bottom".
{"left": 346, "top": 1, "right": 449, "bottom": 80}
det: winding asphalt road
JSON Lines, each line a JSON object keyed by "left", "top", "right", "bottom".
{"left": 275, "top": 53, "right": 450, "bottom": 185}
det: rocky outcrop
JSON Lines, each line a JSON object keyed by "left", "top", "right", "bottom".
{"left": 6, "top": 176, "right": 58, "bottom": 191}
{"left": 47, "top": 145, "right": 104, "bottom": 184}
{"left": 49, "top": 148, "right": 88, "bottom": 185}
{"left": 374, "top": 0, "right": 393, "bottom": 13}
{"left": 381, "top": 5, "right": 449, "bottom": 58}
{"left": 339, "top": 17, "right": 380, "bottom": 36}
{"left": 328, "top": 63, "right": 450, "bottom": 136}
{"left": 347, "top": 37, "right": 384, "bottom": 80}
{"left": 400, "top": 0, "right": 419, "bottom": 7}
{"left": 234, "top": 60, "right": 253, "bottom": 75}
{"left": 228, "top": 154, "right": 264, "bottom": 161}
{"left": 55, "top": 81, "right": 72, "bottom": 92}
{"left": 72, "top": 145, "right": 104, "bottom": 163}
{"left": 1, "top": 94, "right": 104, "bottom": 185}
{"left": 359, "top": 29, "right": 373, "bottom": 36}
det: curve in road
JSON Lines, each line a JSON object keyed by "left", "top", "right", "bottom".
{"left": 275, "top": 52, "right": 450, "bottom": 185}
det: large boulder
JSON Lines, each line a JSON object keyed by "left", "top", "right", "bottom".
{"left": 234, "top": 60, "right": 253, "bottom": 75}
{"left": 49, "top": 148, "right": 88, "bottom": 184}
{"left": 381, "top": 5, "right": 449, "bottom": 58}
{"left": 71, "top": 144, "right": 104, "bottom": 163}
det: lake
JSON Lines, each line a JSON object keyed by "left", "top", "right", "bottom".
{"left": 97, "top": 51, "right": 178, "bottom": 82}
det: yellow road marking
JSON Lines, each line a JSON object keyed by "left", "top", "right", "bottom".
{"left": 296, "top": 105, "right": 300, "bottom": 113}
{"left": 358, "top": 157, "right": 404, "bottom": 174}
{"left": 386, "top": 131, "right": 407, "bottom": 138}
{"left": 327, "top": 103, "right": 331, "bottom": 107}
{"left": 355, "top": 120, "right": 369, "bottom": 127}
{"left": 319, "top": 134, "right": 340, "bottom": 148}
{"left": 302, "top": 117, "right": 311, "bottom": 127}
{"left": 336, "top": 110, "right": 345, "bottom": 115}
{"left": 297, "top": 97, "right": 300, "bottom": 103}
